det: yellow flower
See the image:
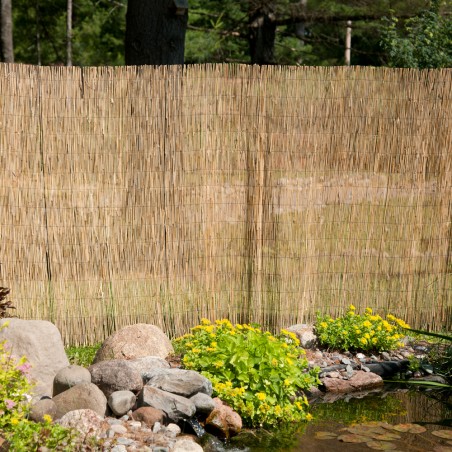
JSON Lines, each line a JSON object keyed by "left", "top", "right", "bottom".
{"left": 364, "top": 333, "right": 370, "bottom": 339}
{"left": 43, "top": 414, "right": 53, "bottom": 423}
{"left": 271, "top": 358, "right": 279, "bottom": 367}
{"left": 306, "top": 413, "right": 313, "bottom": 421}
{"left": 10, "top": 418, "right": 19, "bottom": 425}
{"left": 256, "top": 392, "right": 266, "bottom": 401}
{"left": 349, "top": 304, "right": 356, "bottom": 311}
{"left": 214, "top": 360, "right": 224, "bottom": 368}
{"left": 320, "top": 322, "right": 328, "bottom": 329}
{"left": 363, "top": 320, "right": 372, "bottom": 328}
{"left": 355, "top": 329, "right": 361, "bottom": 334}
{"left": 286, "top": 357, "right": 293, "bottom": 365}
{"left": 201, "top": 318, "right": 211, "bottom": 325}
{"left": 365, "top": 307, "right": 373, "bottom": 314}
{"left": 360, "top": 337, "right": 367, "bottom": 345}
{"left": 284, "top": 378, "right": 292, "bottom": 386}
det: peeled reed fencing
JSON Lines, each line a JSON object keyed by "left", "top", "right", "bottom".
{"left": 0, "top": 63, "right": 450, "bottom": 345}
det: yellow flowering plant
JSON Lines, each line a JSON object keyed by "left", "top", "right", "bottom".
{"left": 173, "top": 319, "right": 320, "bottom": 427}
{"left": 315, "top": 306, "right": 409, "bottom": 352}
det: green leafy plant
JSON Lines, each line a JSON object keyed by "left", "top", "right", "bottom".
{"left": 381, "top": 0, "right": 452, "bottom": 68}
{"left": 173, "top": 319, "right": 320, "bottom": 428}
{"left": 404, "top": 328, "right": 452, "bottom": 387}
{"left": 315, "top": 305, "right": 409, "bottom": 352}
{"left": 65, "top": 343, "right": 101, "bottom": 367}
{"left": 0, "top": 322, "right": 79, "bottom": 450}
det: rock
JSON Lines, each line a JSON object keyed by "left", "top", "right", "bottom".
{"left": 126, "top": 356, "right": 170, "bottom": 378}
{"left": 144, "top": 368, "right": 213, "bottom": 397}
{"left": 93, "top": 324, "right": 174, "bottom": 363}
{"left": 29, "top": 397, "right": 57, "bottom": 423}
{"left": 321, "top": 370, "right": 383, "bottom": 393}
{"left": 410, "top": 375, "right": 449, "bottom": 385}
{"left": 365, "top": 360, "right": 410, "bottom": 377}
{"left": 190, "top": 393, "right": 215, "bottom": 414}
{"left": 138, "top": 386, "right": 196, "bottom": 422}
{"left": 89, "top": 360, "right": 143, "bottom": 397}
{"left": 0, "top": 318, "right": 69, "bottom": 397}
{"left": 341, "top": 358, "right": 351, "bottom": 365}
{"left": 287, "top": 324, "right": 317, "bottom": 349}
{"left": 356, "top": 353, "right": 366, "bottom": 360}
{"left": 381, "top": 352, "right": 391, "bottom": 361}
{"left": 108, "top": 391, "right": 137, "bottom": 416}
{"left": 56, "top": 409, "right": 107, "bottom": 439}
{"left": 53, "top": 365, "right": 92, "bottom": 396}
{"left": 205, "top": 398, "right": 242, "bottom": 440}
{"left": 53, "top": 382, "right": 108, "bottom": 419}
{"left": 132, "top": 406, "right": 167, "bottom": 428}
{"left": 173, "top": 436, "right": 203, "bottom": 452}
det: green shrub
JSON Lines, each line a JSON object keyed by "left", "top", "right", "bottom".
{"left": 173, "top": 319, "right": 320, "bottom": 428}
{"left": 315, "top": 305, "right": 409, "bottom": 352}
{"left": 0, "top": 322, "right": 79, "bottom": 450}
{"left": 65, "top": 343, "right": 101, "bottom": 367}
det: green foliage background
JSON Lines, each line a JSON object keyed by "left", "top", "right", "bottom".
{"left": 7, "top": 0, "right": 452, "bottom": 67}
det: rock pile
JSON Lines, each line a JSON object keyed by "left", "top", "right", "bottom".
{"left": 0, "top": 320, "right": 242, "bottom": 451}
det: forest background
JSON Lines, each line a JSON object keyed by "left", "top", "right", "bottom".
{"left": 1, "top": 0, "right": 451, "bottom": 68}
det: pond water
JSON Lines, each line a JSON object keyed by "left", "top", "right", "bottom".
{"left": 213, "top": 387, "right": 452, "bottom": 452}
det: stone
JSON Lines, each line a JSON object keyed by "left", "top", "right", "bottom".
{"left": 29, "top": 397, "right": 57, "bottom": 423}
{"left": 89, "top": 360, "right": 143, "bottom": 397}
{"left": 286, "top": 324, "right": 317, "bottom": 349}
{"left": 0, "top": 318, "right": 69, "bottom": 397}
{"left": 138, "top": 386, "right": 196, "bottom": 422}
{"left": 56, "top": 409, "right": 107, "bottom": 439}
{"left": 132, "top": 407, "right": 167, "bottom": 428}
{"left": 126, "top": 356, "right": 170, "bottom": 378}
{"left": 93, "top": 324, "right": 174, "bottom": 363}
{"left": 144, "top": 368, "right": 213, "bottom": 397}
{"left": 173, "top": 436, "right": 203, "bottom": 452}
{"left": 321, "top": 370, "right": 383, "bottom": 393}
{"left": 52, "top": 382, "right": 108, "bottom": 419}
{"left": 108, "top": 390, "right": 137, "bottom": 416}
{"left": 205, "top": 398, "right": 242, "bottom": 440}
{"left": 53, "top": 364, "right": 92, "bottom": 396}
{"left": 190, "top": 392, "right": 215, "bottom": 414}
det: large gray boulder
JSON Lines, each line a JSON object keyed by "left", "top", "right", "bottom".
{"left": 144, "top": 368, "right": 213, "bottom": 397}
{"left": 0, "top": 318, "right": 69, "bottom": 397}
{"left": 93, "top": 324, "right": 174, "bottom": 363}
{"left": 52, "top": 382, "right": 108, "bottom": 419}
{"left": 138, "top": 386, "right": 196, "bottom": 422}
{"left": 89, "top": 360, "right": 143, "bottom": 397}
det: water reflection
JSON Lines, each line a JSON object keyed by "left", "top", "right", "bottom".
{"left": 229, "top": 388, "right": 452, "bottom": 451}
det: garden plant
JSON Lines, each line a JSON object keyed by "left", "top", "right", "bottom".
{"left": 315, "top": 305, "right": 410, "bottom": 352}
{"left": 173, "top": 318, "right": 320, "bottom": 428}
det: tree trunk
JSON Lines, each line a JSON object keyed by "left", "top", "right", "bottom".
{"left": 67, "top": 0, "right": 72, "bottom": 66}
{"left": 0, "top": 0, "right": 14, "bottom": 62}
{"left": 125, "top": 0, "right": 188, "bottom": 65}
{"left": 249, "top": 2, "right": 276, "bottom": 65}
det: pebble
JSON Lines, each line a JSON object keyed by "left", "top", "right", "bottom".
{"left": 341, "top": 358, "right": 351, "bottom": 365}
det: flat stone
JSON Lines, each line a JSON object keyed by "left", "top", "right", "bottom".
{"left": 321, "top": 370, "right": 383, "bottom": 393}
{"left": 143, "top": 368, "right": 212, "bottom": 397}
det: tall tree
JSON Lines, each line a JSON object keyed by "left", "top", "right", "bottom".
{"left": 1, "top": 0, "right": 14, "bottom": 62}
{"left": 125, "top": 0, "right": 188, "bottom": 65}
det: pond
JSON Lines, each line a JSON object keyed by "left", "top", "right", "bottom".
{"left": 211, "top": 386, "right": 452, "bottom": 452}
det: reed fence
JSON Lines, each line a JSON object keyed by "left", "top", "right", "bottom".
{"left": 0, "top": 63, "right": 450, "bottom": 345}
